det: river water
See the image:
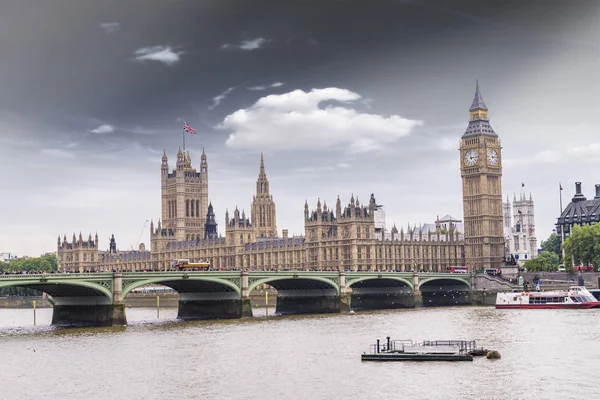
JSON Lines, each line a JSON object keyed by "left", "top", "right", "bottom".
{"left": 1, "top": 306, "right": 598, "bottom": 400}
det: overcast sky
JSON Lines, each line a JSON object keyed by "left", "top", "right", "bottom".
{"left": 0, "top": 0, "right": 598, "bottom": 256}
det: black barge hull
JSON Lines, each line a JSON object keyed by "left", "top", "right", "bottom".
{"left": 361, "top": 353, "right": 473, "bottom": 362}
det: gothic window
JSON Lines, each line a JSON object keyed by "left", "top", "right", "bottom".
{"left": 240, "top": 234, "right": 243, "bottom": 243}
{"left": 186, "top": 200, "right": 190, "bottom": 217}
{"left": 196, "top": 201, "right": 199, "bottom": 218}
{"left": 357, "top": 227, "right": 361, "bottom": 238}
{"left": 174, "top": 200, "right": 177, "bottom": 217}
{"left": 190, "top": 200, "right": 194, "bottom": 217}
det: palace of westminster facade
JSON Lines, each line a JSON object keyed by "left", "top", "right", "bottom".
{"left": 57, "top": 84, "right": 507, "bottom": 272}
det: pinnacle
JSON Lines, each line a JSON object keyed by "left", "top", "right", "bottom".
{"left": 470, "top": 80, "right": 488, "bottom": 111}
{"left": 259, "top": 152, "right": 266, "bottom": 175}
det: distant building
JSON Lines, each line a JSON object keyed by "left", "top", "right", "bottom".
{"left": 555, "top": 182, "right": 600, "bottom": 253}
{"left": 503, "top": 192, "right": 537, "bottom": 265}
{"left": 0, "top": 253, "right": 17, "bottom": 262}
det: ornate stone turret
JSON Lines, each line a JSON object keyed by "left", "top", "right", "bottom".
{"left": 161, "top": 147, "right": 210, "bottom": 242}
{"left": 304, "top": 200, "right": 309, "bottom": 221}
{"left": 251, "top": 153, "right": 277, "bottom": 238}
{"left": 204, "top": 202, "right": 218, "bottom": 239}
{"left": 109, "top": 234, "right": 117, "bottom": 253}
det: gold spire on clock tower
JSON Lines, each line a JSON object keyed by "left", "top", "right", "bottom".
{"left": 459, "top": 82, "right": 505, "bottom": 271}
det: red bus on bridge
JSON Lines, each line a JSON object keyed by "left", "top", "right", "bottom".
{"left": 447, "top": 266, "right": 468, "bottom": 273}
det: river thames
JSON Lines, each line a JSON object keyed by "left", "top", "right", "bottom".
{"left": 1, "top": 306, "right": 599, "bottom": 400}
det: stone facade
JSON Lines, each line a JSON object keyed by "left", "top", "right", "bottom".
{"left": 161, "top": 147, "right": 209, "bottom": 242}
{"left": 503, "top": 192, "right": 538, "bottom": 265}
{"left": 57, "top": 233, "right": 99, "bottom": 271}
{"left": 57, "top": 148, "right": 466, "bottom": 272}
{"left": 459, "top": 82, "right": 505, "bottom": 271}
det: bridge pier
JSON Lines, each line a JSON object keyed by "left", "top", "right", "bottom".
{"left": 276, "top": 295, "right": 340, "bottom": 314}
{"left": 275, "top": 288, "right": 340, "bottom": 315}
{"left": 177, "top": 292, "right": 245, "bottom": 320}
{"left": 413, "top": 291, "right": 423, "bottom": 308}
{"left": 339, "top": 293, "right": 351, "bottom": 312}
{"left": 51, "top": 299, "right": 127, "bottom": 327}
{"left": 240, "top": 270, "right": 253, "bottom": 318}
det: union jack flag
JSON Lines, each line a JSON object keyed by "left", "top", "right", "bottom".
{"left": 183, "top": 121, "right": 196, "bottom": 134}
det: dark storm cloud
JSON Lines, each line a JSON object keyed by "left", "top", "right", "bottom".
{"left": 0, "top": 0, "right": 597, "bottom": 254}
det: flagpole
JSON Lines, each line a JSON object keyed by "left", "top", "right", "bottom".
{"left": 559, "top": 183, "right": 563, "bottom": 215}
{"left": 182, "top": 118, "right": 185, "bottom": 151}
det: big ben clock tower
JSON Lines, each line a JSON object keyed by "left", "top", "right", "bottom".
{"left": 460, "top": 82, "right": 505, "bottom": 271}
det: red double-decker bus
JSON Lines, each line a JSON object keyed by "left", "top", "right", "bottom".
{"left": 446, "top": 266, "right": 468, "bottom": 273}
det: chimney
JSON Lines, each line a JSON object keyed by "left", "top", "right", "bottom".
{"left": 282, "top": 229, "right": 288, "bottom": 238}
{"left": 572, "top": 182, "right": 587, "bottom": 202}
{"left": 595, "top": 184, "right": 600, "bottom": 199}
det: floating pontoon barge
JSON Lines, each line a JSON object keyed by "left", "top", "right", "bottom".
{"left": 361, "top": 338, "right": 478, "bottom": 362}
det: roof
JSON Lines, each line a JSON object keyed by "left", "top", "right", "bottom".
{"left": 462, "top": 120, "right": 496, "bottom": 138}
{"left": 469, "top": 82, "right": 488, "bottom": 111}
{"left": 556, "top": 197, "right": 600, "bottom": 225}
{"left": 439, "top": 214, "right": 461, "bottom": 222}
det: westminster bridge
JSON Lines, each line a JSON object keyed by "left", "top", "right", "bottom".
{"left": 0, "top": 271, "right": 511, "bottom": 326}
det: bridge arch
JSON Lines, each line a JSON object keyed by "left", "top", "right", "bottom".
{"left": 248, "top": 276, "right": 340, "bottom": 295}
{"left": 419, "top": 276, "right": 471, "bottom": 289}
{"left": 346, "top": 276, "right": 414, "bottom": 291}
{"left": 122, "top": 276, "right": 241, "bottom": 298}
{"left": 0, "top": 279, "right": 113, "bottom": 301}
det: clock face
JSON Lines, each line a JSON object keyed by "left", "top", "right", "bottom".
{"left": 487, "top": 149, "right": 498, "bottom": 165}
{"left": 464, "top": 149, "right": 478, "bottom": 166}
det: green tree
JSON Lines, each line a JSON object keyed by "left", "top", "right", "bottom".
{"left": 41, "top": 253, "right": 59, "bottom": 271}
{"left": 522, "top": 251, "right": 560, "bottom": 272}
{"left": 563, "top": 223, "right": 600, "bottom": 270}
{"left": 541, "top": 233, "right": 562, "bottom": 260}
{"left": 0, "top": 255, "right": 56, "bottom": 273}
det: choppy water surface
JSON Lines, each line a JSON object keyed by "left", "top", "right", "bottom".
{"left": 1, "top": 306, "right": 599, "bottom": 400}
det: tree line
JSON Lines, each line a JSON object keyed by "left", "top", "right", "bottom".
{"left": 522, "top": 224, "right": 600, "bottom": 273}
{"left": 0, "top": 254, "right": 58, "bottom": 296}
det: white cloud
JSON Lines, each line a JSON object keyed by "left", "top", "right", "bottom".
{"left": 100, "top": 22, "right": 120, "bottom": 34}
{"left": 219, "top": 88, "right": 423, "bottom": 153}
{"left": 221, "top": 38, "right": 269, "bottom": 51}
{"left": 247, "top": 82, "right": 285, "bottom": 91}
{"left": 133, "top": 46, "right": 181, "bottom": 65}
{"left": 209, "top": 87, "right": 235, "bottom": 110}
{"left": 90, "top": 124, "right": 114, "bottom": 134}
{"left": 337, "top": 163, "right": 351, "bottom": 168}
{"left": 41, "top": 149, "right": 76, "bottom": 159}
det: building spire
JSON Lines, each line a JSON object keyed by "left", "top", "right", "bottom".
{"left": 470, "top": 79, "right": 488, "bottom": 112}
{"left": 260, "top": 152, "right": 265, "bottom": 176}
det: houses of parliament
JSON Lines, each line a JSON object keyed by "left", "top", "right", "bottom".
{"left": 57, "top": 84, "right": 506, "bottom": 272}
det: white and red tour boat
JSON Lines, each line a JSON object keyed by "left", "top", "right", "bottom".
{"left": 496, "top": 286, "right": 600, "bottom": 309}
